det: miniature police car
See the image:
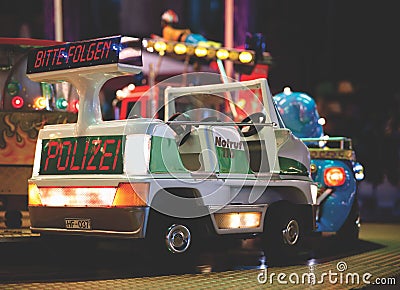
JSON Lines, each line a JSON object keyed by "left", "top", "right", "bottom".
{"left": 274, "top": 88, "right": 364, "bottom": 241}
{"left": 27, "top": 36, "right": 316, "bottom": 255}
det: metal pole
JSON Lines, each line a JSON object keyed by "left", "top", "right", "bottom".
{"left": 54, "top": 0, "right": 63, "bottom": 41}
{"left": 224, "top": 0, "right": 234, "bottom": 79}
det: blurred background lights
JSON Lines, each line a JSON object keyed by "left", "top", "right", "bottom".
{"left": 11, "top": 96, "right": 24, "bottom": 109}
{"left": 194, "top": 46, "right": 207, "bottom": 57}
{"left": 34, "top": 96, "right": 47, "bottom": 110}
{"left": 238, "top": 51, "right": 253, "bottom": 63}
{"left": 216, "top": 49, "right": 229, "bottom": 60}
{"left": 127, "top": 83, "right": 136, "bottom": 91}
{"left": 318, "top": 117, "right": 326, "bottom": 126}
{"left": 56, "top": 98, "right": 68, "bottom": 110}
{"left": 7, "top": 81, "right": 21, "bottom": 96}
{"left": 174, "top": 43, "right": 187, "bottom": 55}
{"left": 283, "top": 87, "right": 292, "bottom": 95}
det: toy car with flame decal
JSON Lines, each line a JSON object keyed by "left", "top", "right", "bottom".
{"left": 27, "top": 36, "right": 317, "bottom": 256}
{"left": 0, "top": 38, "right": 78, "bottom": 228}
{"left": 274, "top": 88, "right": 364, "bottom": 241}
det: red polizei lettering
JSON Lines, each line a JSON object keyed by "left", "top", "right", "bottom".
{"left": 99, "top": 139, "right": 115, "bottom": 170}
{"left": 81, "top": 140, "right": 90, "bottom": 170}
{"left": 86, "top": 140, "right": 102, "bottom": 170}
{"left": 112, "top": 139, "right": 121, "bottom": 170}
{"left": 44, "top": 141, "right": 59, "bottom": 171}
{"left": 57, "top": 141, "right": 72, "bottom": 170}
{"left": 69, "top": 141, "right": 80, "bottom": 170}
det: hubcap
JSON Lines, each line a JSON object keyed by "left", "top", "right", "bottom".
{"left": 165, "top": 224, "right": 191, "bottom": 253}
{"left": 282, "top": 219, "right": 299, "bottom": 245}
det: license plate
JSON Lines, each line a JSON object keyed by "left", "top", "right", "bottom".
{"left": 65, "top": 218, "right": 91, "bottom": 230}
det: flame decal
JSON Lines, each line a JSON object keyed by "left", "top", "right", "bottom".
{"left": 0, "top": 112, "right": 77, "bottom": 165}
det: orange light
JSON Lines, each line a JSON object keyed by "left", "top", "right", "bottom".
{"left": 112, "top": 183, "right": 149, "bottom": 207}
{"left": 228, "top": 51, "right": 239, "bottom": 61}
{"left": 324, "top": 167, "right": 346, "bottom": 187}
{"left": 186, "top": 45, "right": 195, "bottom": 55}
{"left": 310, "top": 163, "right": 317, "bottom": 174}
{"left": 207, "top": 49, "right": 216, "bottom": 58}
{"left": 34, "top": 96, "right": 47, "bottom": 110}
{"left": 166, "top": 43, "right": 174, "bottom": 53}
{"left": 28, "top": 182, "right": 42, "bottom": 206}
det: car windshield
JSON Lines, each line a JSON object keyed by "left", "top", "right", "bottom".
{"left": 163, "top": 73, "right": 268, "bottom": 123}
{"left": 126, "top": 72, "right": 283, "bottom": 125}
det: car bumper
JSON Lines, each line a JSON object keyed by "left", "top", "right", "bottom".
{"left": 29, "top": 206, "right": 149, "bottom": 238}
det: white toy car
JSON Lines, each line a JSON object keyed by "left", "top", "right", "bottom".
{"left": 27, "top": 36, "right": 316, "bottom": 256}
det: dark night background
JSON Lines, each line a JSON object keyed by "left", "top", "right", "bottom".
{"left": 0, "top": 0, "right": 399, "bottom": 188}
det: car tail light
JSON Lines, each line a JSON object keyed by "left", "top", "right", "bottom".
{"left": 324, "top": 167, "right": 346, "bottom": 187}
{"left": 112, "top": 183, "right": 149, "bottom": 207}
{"left": 28, "top": 182, "right": 149, "bottom": 207}
{"left": 37, "top": 186, "right": 116, "bottom": 207}
{"left": 28, "top": 182, "right": 42, "bottom": 206}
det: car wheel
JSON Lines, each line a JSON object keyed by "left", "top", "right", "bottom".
{"left": 262, "top": 204, "right": 303, "bottom": 259}
{"left": 165, "top": 223, "right": 192, "bottom": 254}
{"left": 146, "top": 211, "right": 197, "bottom": 258}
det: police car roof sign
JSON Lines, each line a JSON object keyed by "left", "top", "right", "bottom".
{"left": 26, "top": 35, "right": 142, "bottom": 81}
{"left": 25, "top": 36, "right": 142, "bottom": 136}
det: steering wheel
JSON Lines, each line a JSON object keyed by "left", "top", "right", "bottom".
{"left": 167, "top": 112, "right": 192, "bottom": 145}
{"left": 238, "top": 112, "right": 266, "bottom": 137}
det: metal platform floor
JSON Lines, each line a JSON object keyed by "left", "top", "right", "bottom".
{"left": 1, "top": 223, "right": 399, "bottom": 289}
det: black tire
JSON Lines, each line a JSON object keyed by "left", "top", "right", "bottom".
{"left": 146, "top": 211, "right": 196, "bottom": 259}
{"left": 261, "top": 204, "right": 303, "bottom": 259}
{"left": 336, "top": 197, "right": 360, "bottom": 243}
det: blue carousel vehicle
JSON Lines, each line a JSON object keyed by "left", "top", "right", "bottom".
{"left": 274, "top": 88, "right": 364, "bottom": 241}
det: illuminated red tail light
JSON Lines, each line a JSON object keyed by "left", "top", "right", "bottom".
{"left": 324, "top": 167, "right": 346, "bottom": 187}
{"left": 37, "top": 186, "right": 116, "bottom": 207}
{"left": 28, "top": 182, "right": 149, "bottom": 207}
